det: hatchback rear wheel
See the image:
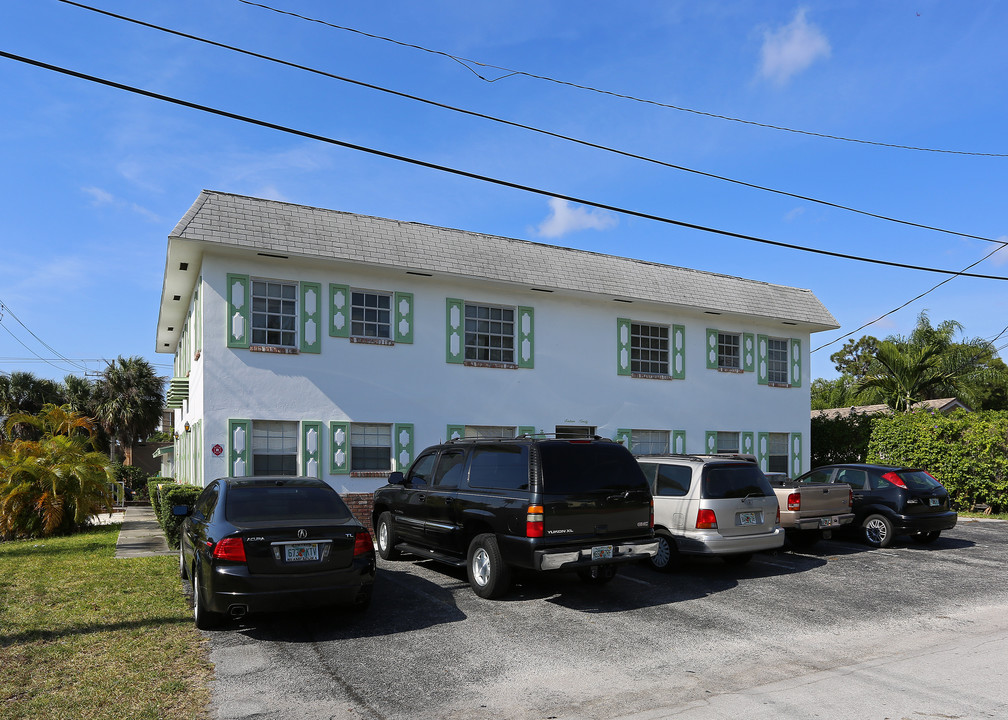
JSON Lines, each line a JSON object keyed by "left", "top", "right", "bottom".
{"left": 863, "top": 514, "right": 894, "bottom": 548}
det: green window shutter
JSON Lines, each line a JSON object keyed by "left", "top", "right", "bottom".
{"left": 394, "top": 423, "right": 415, "bottom": 471}
{"left": 301, "top": 421, "right": 323, "bottom": 478}
{"left": 394, "top": 291, "right": 414, "bottom": 344}
{"left": 670, "top": 324, "right": 686, "bottom": 379}
{"left": 790, "top": 338, "right": 802, "bottom": 388}
{"left": 741, "top": 431, "right": 755, "bottom": 457}
{"left": 446, "top": 298, "right": 464, "bottom": 364}
{"left": 743, "top": 333, "right": 756, "bottom": 373}
{"left": 757, "top": 432, "right": 770, "bottom": 472}
{"left": 672, "top": 430, "right": 686, "bottom": 454}
{"left": 791, "top": 432, "right": 803, "bottom": 476}
{"left": 615, "top": 428, "right": 632, "bottom": 450}
{"left": 300, "top": 282, "right": 322, "bottom": 353}
{"left": 705, "top": 328, "right": 719, "bottom": 369}
{"left": 227, "top": 419, "right": 251, "bottom": 477}
{"left": 517, "top": 306, "right": 534, "bottom": 369}
{"left": 446, "top": 424, "right": 464, "bottom": 442}
{"left": 518, "top": 425, "right": 536, "bottom": 438}
{"left": 617, "top": 318, "right": 632, "bottom": 376}
{"left": 226, "top": 274, "right": 250, "bottom": 349}
{"left": 704, "top": 431, "right": 717, "bottom": 454}
{"left": 757, "top": 334, "right": 769, "bottom": 385}
{"left": 329, "top": 421, "right": 349, "bottom": 475}
{"left": 329, "top": 283, "right": 350, "bottom": 338}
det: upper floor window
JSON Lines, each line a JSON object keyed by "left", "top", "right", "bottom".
{"left": 465, "top": 303, "right": 515, "bottom": 363}
{"left": 718, "top": 332, "right": 741, "bottom": 370}
{"left": 251, "top": 280, "right": 297, "bottom": 348}
{"left": 767, "top": 338, "right": 789, "bottom": 384}
{"left": 631, "top": 322, "right": 669, "bottom": 375}
{"left": 351, "top": 291, "right": 392, "bottom": 340}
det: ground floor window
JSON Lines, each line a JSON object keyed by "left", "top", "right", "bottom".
{"left": 716, "top": 431, "right": 740, "bottom": 454}
{"left": 351, "top": 423, "right": 392, "bottom": 472}
{"left": 631, "top": 429, "right": 669, "bottom": 455}
{"left": 555, "top": 425, "right": 596, "bottom": 439}
{"left": 464, "top": 425, "right": 516, "bottom": 440}
{"left": 252, "top": 420, "right": 298, "bottom": 476}
{"left": 768, "top": 433, "right": 789, "bottom": 474}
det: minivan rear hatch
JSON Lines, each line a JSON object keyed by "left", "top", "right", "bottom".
{"left": 700, "top": 463, "right": 778, "bottom": 537}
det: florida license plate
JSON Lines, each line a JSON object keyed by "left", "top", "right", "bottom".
{"left": 737, "top": 512, "right": 758, "bottom": 526}
{"left": 819, "top": 517, "right": 833, "bottom": 528}
{"left": 929, "top": 498, "right": 940, "bottom": 507}
{"left": 285, "top": 543, "right": 319, "bottom": 562}
{"left": 592, "top": 545, "right": 613, "bottom": 561}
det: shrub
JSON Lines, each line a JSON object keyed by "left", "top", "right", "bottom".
{"left": 810, "top": 412, "right": 874, "bottom": 467}
{"left": 111, "top": 463, "right": 150, "bottom": 492}
{"left": 867, "top": 409, "right": 1008, "bottom": 512}
{"left": 148, "top": 478, "right": 175, "bottom": 518}
{"left": 159, "top": 483, "right": 201, "bottom": 548}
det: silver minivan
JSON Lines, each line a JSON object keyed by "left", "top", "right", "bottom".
{"left": 636, "top": 455, "right": 783, "bottom": 570}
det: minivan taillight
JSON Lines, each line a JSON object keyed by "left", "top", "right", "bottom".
{"left": 354, "top": 531, "right": 374, "bottom": 557}
{"left": 526, "top": 505, "right": 544, "bottom": 538}
{"left": 211, "top": 537, "right": 246, "bottom": 562}
{"left": 882, "top": 471, "right": 907, "bottom": 488}
{"left": 787, "top": 492, "right": 800, "bottom": 511}
{"left": 696, "top": 508, "right": 718, "bottom": 529}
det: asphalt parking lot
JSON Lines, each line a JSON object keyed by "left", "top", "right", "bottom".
{"left": 206, "top": 520, "right": 1008, "bottom": 720}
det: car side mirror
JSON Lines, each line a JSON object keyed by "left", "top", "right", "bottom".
{"left": 171, "top": 504, "right": 192, "bottom": 517}
{"left": 388, "top": 471, "right": 405, "bottom": 485}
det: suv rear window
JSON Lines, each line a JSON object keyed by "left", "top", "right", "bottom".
{"left": 538, "top": 441, "right": 648, "bottom": 495}
{"left": 468, "top": 444, "right": 530, "bottom": 491}
{"left": 701, "top": 463, "right": 773, "bottom": 499}
{"left": 226, "top": 486, "right": 352, "bottom": 522}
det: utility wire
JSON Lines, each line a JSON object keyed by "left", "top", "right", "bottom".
{"left": 235, "top": 0, "right": 1008, "bottom": 159}
{"left": 0, "top": 300, "right": 90, "bottom": 373}
{"left": 0, "top": 322, "right": 81, "bottom": 375}
{"left": 4, "top": 49, "right": 1008, "bottom": 283}
{"left": 56, "top": 0, "right": 1008, "bottom": 249}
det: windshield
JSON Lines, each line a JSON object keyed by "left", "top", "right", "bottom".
{"left": 538, "top": 441, "right": 648, "bottom": 495}
{"left": 701, "top": 463, "right": 774, "bottom": 499}
{"left": 226, "top": 486, "right": 352, "bottom": 522}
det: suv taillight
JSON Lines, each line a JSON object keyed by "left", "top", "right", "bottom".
{"left": 882, "top": 471, "right": 907, "bottom": 488}
{"left": 787, "top": 492, "right": 800, "bottom": 511}
{"left": 354, "top": 531, "right": 374, "bottom": 557}
{"left": 776, "top": 506, "right": 781, "bottom": 525}
{"left": 696, "top": 508, "right": 718, "bottom": 529}
{"left": 211, "top": 537, "right": 246, "bottom": 562}
{"left": 650, "top": 498, "right": 655, "bottom": 529}
{"left": 526, "top": 505, "right": 544, "bottom": 538}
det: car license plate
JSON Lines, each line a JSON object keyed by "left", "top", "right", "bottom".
{"left": 592, "top": 545, "right": 613, "bottom": 561}
{"left": 929, "top": 497, "right": 940, "bottom": 507}
{"left": 737, "top": 512, "right": 758, "bottom": 526}
{"left": 285, "top": 543, "right": 319, "bottom": 562}
{"left": 820, "top": 517, "right": 833, "bottom": 528}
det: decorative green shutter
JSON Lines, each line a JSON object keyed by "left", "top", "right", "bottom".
{"left": 300, "top": 421, "right": 323, "bottom": 478}
{"left": 791, "top": 432, "right": 803, "bottom": 476}
{"left": 517, "top": 306, "right": 534, "bottom": 369}
{"left": 394, "top": 423, "right": 415, "bottom": 471}
{"left": 226, "top": 274, "right": 250, "bottom": 349}
{"left": 757, "top": 334, "right": 769, "bottom": 385}
{"left": 706, "top": 329, "right": 719, "bottom": 369}
{"left": 743, "top": 333, "right": 756, "bottom": 372}
{"left": 518, "top": 425, "right": 536, "bottom": 438}
{"left": 757, "top": 432, "right": 770, "bottom": 472}
{"left": 617, "top": 318, "right": 632, "bottom": 376}
{"left": 615, "top": 428, "right": 632, "bottom": 450}
{"left": 741, "top": 431, "right": 755, "bottom": 457}
{"left": 300, "top": 282, "right": 322, "bottom": 353}
{"left": 671, "top": 324, "right": 686, "bottom": 379}
{"left": 446, "top": 299, "right": 464, "bottom": 364}
{"left": 446, "top": 424, "right": 464, "bottom": 442}
{"left": 790, "top": 338, "right": 802, "bottom": 388}
{"left": 329, "top": 421, "right": 349, "bottom": 475}
{"left": 329, "top": 283, "right": 350, "bottom": 338}
{"left": 228, "top": 419, "right": 251, "bottom": 477}
{"left": 704, "top": 431, "right": 717, "bottom": 454}
{"left": 395, "top": 291, "right": 414, "bottom": 344}
{"left": 672, "top": 430, "right": 686, "bottom": 454}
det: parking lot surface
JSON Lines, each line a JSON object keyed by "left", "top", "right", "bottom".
{"left": 207, "top": 520, "right": 1008, "bottom": 719}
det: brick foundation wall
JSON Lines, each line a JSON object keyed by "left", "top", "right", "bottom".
{"left": 341, "top": 492, "right": 375, "bottom": 535}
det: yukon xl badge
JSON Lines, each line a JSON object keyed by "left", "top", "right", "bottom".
{"left": 547, "top": 528, "right": 574, "bottom": 535}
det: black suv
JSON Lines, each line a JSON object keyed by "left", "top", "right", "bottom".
{"left": 372, "top": 437, "right": 657, "bottom": 598}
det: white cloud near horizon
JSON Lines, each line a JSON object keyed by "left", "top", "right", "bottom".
{"left": 534, "top": 198, "right": 617, "bottom": 239}
{"left": 759, "top": 8, "right": 831, "bottom": 85}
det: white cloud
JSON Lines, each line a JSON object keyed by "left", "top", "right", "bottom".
{"left": 82, "top": 186, "right": 115, "bottom": 206}
{"left": 785, "top": 206, "right": 806, "bottom": 222}
{"left": 759, "top": 8, "right": 831, "bottom": 85}
{"left": 80, "top": 186, "right": 161, "bottom": 223}
{"left": 990, "top": 238, "right": 1008, "bottom": 267}
{"left": 534, "top": 198, "right": 617, "bottom": 239}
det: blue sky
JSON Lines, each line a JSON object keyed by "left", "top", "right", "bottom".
{"left": 1, "top": 1, "right": 1006, "bottom": 385}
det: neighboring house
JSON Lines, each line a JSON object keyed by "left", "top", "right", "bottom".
{"left": 156, "top": 190, "right": 839, "bottom": 513}
{"left": 811, "top": 398, "right": 971, "bottom": 420}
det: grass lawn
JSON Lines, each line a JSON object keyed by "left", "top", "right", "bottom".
{"left": 0, "top": 525, "right": 211, "bottom": 720}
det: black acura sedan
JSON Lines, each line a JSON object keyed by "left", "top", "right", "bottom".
{"left": 793, "top": 463, "right": 957, "bottom": 548}
{"left": 175, "top": 476, "right": 375, "bottom": 629}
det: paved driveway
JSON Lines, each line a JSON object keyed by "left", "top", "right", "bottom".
{"left": 206, "top": 520, "right": 1008, "bottom": 719}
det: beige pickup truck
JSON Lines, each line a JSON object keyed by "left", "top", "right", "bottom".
{"left": 764, "top": 473, "right": 855, "bottom": 548}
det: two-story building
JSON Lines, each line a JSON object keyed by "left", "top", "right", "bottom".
{"left": 156, "top": 190, "right": 838, "bottom": 514}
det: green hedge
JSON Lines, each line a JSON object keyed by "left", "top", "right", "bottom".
{"left": 811, "top": 413, "right": 874, "bottom": 468}
{"left": 147, "top": 478, "right": 175, "bottom": 518}
{"left": 159, "top": 484, "right": 201, "bottom": 548}
{"left": 866, "top": 410, "right": 1008, "bottom": 512}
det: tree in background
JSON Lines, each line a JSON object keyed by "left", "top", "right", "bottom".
{"left": 94, "top": 356, "right": 165, "bottom": 466}
{"left": 0, "top": 371, "right": 68, "bottom": 441}
{"left": 829, "top": 335, "right": 879, "bottom": 383}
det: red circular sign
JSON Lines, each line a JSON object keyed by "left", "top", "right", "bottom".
{"left": 211, "top": 443, "right": 224, "bottom": 457}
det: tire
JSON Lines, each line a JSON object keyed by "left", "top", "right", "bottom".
{"left": 467, "top": 533, "right": 512, "bottom": 599}
{"left": 576, "top": 565, "right": 618, "bottom": 585}
{"left": 862, "top": 514, "right": 894, "bottom": 548}
{"left": 192, "top": 567, "right": 221, "bottom": 630}
{"left": 648, "top": 531, "right": 679, "bottom": 572}
{"left": 179, "top": 542, "right": 188, "bottom": 579}
{"left": 722, "top": 553, "right": 753, "bottom": 566}
{"left": 912, "top": 530, "right": 941, "bottom": 544}
{"left": 375, "top": 512, "right": 401, "bottom": 561}
{"left": 787, "top": 529, "right": 820, "bottom": 550}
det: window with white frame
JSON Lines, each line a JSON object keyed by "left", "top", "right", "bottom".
{"left": 351, "top": 290, "right": 392, "bottom": 340}
{"left": 251, "top": 280, "right": 297, "bottom": 348}
{"left": 767, "top": 338, "right": 789, "bottom": 384}
{"left": 464, "top": 425, "right": 516, "bottom": 440}
{"left": 350, "top": 423, "right": 392, "bottom": 472}
{"left": 718, "top": 332, "right": 741, "bottom": 370}
{"left": 631, "top": 322, "right": 669, "bottom": 375}
{"left": 252, "top": 420, "right": 298, "bottom": 476}
{"left": 465, "top": 303, "right": 515, "bottom": 363}
{"left": 631, "top": 429, "right": 670, "bottom": 455}
{"left": 716, "top": 431, "right": 740, "bottom": 454}
{"left": 768, "top": 433, "right": 789, "bottom": 473}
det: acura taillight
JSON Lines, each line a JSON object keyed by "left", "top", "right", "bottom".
{"left": 526, "top": 505, "right": 544, "bottom": 538}
{"left": 354, "top": 531, "right": 374, "bottom": 557}
{"left": 211, "top": 537, "right": 246, "bottom": 562}
{"left": 787, "top": 492, "right": 800, "bottom": 511}
{"left": 882, "top": 471, "right": 907, "bottom": 488}
{"left": 696, "top": 508, "right": 718, "bottom": 529}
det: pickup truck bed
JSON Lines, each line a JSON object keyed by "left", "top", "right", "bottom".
{"left": 765, "top": 475, "right": 854, "bottom": 548}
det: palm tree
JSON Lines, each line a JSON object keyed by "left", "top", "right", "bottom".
{"left": 0, "top": 371, "right": 67, "bottom": 440}
{"left": 856, "top": 340, "right": 949, "bottom": 412}
{"left": 94, "top": 356, "right": 165, "bottom": 465}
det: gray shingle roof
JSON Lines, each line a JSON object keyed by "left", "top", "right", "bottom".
{"left": 164, "top": 189, "right": 838, "bottom": 332}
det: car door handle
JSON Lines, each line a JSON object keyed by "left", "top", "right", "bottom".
{"left": 417, "top": 494, "right": 426, "bottom": 503}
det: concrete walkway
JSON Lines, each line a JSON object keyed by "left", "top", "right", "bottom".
{"left": 114, "top": 504, "right": 175, "bottom": 558}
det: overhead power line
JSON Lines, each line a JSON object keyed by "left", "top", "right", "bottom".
{"left": 235, "top": 0, "right": 1008, "bottom": 159}
{"left": 4, "top": 49, "right": 1008, "bottom": 284}
{"left": 0, "top": 300, "right": 90, "bottom": 373}
{"left": 56, "top": 0, "right": 1008, "bottom": 249}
